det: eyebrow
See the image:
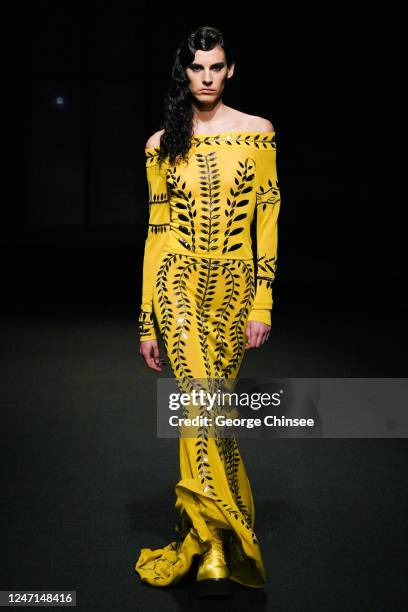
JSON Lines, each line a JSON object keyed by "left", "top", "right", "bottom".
{"left": 189, "top": 62, "right": 225, "bottom": 68}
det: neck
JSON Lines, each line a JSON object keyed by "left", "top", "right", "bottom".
{"left": 191, "top": 100, "right": 230, "bottom": 131}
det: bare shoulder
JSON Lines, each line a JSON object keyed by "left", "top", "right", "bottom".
{"left": 145, "top": 129, "right": 165, "bottom": 149}
{"left": 245, "top": 115, "right": 275, "bottom": 133}
{"left": 226, "top": 108, "right": 274, "bottom": 133}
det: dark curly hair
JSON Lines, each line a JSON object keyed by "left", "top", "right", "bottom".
{"left": 157, "top": 25, "right": 235, "bottom": 167}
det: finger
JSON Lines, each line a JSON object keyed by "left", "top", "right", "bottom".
{"left": 141, "top": 344, "right": 163, "bottom": 371}
{"left": 249, "top": 331, "right": 259, "bottom": 349}
{"left": 146, "top": 354, "right": 163, "bottom": 371}
{"left": 255, "top": 331, "right": 263, "bottom": 348}
{"left": 247, "top": 329, "right": 257, "bottom": 349}
{"left": 153, "top": 343, "right": 161, "bottom": 366}
{"left": 245, "top": 326, "right": 253, "bottom": 349}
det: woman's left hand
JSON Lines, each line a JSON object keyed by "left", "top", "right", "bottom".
{"left": 245, "top": 320, "right": 271, "bottom": 349}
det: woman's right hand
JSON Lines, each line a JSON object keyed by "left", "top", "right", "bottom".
{"left": 139, "top": 339, "right": 166, "bottom": 371}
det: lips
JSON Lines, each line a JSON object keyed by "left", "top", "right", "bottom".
{"left": 200, "top": 89, "right": 215, "bottom": 93}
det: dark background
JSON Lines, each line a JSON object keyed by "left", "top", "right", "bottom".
{"left": 2, "top": 2, "right": 406, "bottom": 611}
{"left": 4, "top": 1, "right": 401, "bottom": 329}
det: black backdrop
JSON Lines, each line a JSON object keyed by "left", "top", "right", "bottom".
{"left": 4, "top": 1, "right": 401, "bottom": 331}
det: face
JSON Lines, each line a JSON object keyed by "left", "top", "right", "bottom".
{"left": 185, "top": 46, "right": 234, "bottom": 102}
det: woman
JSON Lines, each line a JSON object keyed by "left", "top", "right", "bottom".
{"left": 135, "top": 25, "right": 281, "bottom": 597}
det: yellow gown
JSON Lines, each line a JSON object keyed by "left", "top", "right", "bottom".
{"left": 135, "top": 130, "right": 281, "bottom": 589}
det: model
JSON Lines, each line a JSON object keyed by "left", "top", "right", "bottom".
{"left": 135, "top": 25, "right": 281, "bottom": 597}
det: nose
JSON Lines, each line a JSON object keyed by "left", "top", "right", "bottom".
{"left": 202, "top": 72, "right": 213, "bottom": 86}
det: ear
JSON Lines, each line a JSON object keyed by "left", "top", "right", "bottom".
{"left": 227, "top": 62, "right": 235, "bottom": 79}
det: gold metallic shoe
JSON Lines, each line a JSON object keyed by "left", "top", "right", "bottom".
{"left": 194, "top": 524, "right": 232, "bottom": 598}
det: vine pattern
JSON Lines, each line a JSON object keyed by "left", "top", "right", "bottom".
{"left": 195, "top": 151, "right": 221, "bottom": 253}
{"left": 191, "top": 133, "right": 276, "bottom": 151}
{"left": 166, "top": 165, "right": 197, "bottom": 252}
{"left": 139, "top": 134, "right": 278, "bottom": 569}
{"left": 153, "top": 251, "right": 259, "bottom": 546}
{"left": 222, "top": 157, "right": 255, "bottom": 254}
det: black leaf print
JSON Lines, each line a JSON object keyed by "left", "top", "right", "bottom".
{"left": 222, "top": 158, "right": 254, "bottom": 254}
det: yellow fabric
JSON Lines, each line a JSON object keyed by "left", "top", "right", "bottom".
{"left": 135, "top": 131, "right": 281, "bottom": 589}
{"left": 138, "top": 131, "right": 281, "bottom": 339}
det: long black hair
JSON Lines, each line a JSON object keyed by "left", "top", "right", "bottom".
{"left": 157, "top": 26, "right": 235, "bottom": 167}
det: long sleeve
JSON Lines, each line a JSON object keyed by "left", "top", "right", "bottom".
{"left": 138, "top": 152, "right": 170, "bottom": 341}
{"left": 247, "top": 141, "right": 281, "bottom": 327}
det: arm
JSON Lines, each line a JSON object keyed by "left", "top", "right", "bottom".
{"left": 247, "top": 137, "right": 281, "bottom": 327}
{"left": 138, "top": 145, "right": 170, "bottom": 341}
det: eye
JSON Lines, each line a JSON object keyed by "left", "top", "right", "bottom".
{"left": 189, "top": 65, "right": 201, "bottom": 72}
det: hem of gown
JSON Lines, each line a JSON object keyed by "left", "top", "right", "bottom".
{"left": 134, "top": 476, "right": 266, "bottom": 589}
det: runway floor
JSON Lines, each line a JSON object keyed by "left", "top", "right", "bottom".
{"left": 1, "top": 301, "right": 407, "bottom": 611}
